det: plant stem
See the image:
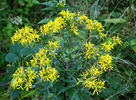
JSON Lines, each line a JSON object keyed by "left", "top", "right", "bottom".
{"left": 128, "top": 0, "right": 132, "bottom": 22}
{"left": 62, "top": 34, "right": 67, "bottom": 100}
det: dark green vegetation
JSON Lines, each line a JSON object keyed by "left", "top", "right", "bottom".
{"left": 0, "top": 0, "right": 136, "bottom": 100}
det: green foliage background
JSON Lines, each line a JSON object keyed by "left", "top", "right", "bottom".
{"left": 0, "top": 0, "right": 136, "bottom": 100}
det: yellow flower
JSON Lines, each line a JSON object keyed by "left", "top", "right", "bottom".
{"left": 78, "top": 77, "right": 105, "bottom": 95}
{"left": 98, "top": 54, "right": 113, "bottom": 71}
{"left": 84, "top": 42, "right": 99, "bottom": 58}
{"left": 112, "top": 35, "right": 123, "bottom": 45}
{"left": 77, "top": 13, "right": 88, "bottom": 23}
{"left": 101, "top": 42, "right": 114, "bottom": 52}
{"left": 11, "top": 27, "right": 40, "bottom": 45}
{"left": 39, "top": 66, "right": 59, "bottom": 82}
{"left": 11, "top": 67, "right": 37, "bottom": 91}
{"left": 57, "top": 0, "right": 66, "bottom": 7}
{"left": 11, "top": 67, "right": 26, "bottom": 89}
{"left": 77, "top": 65, "right": 105, "bottom": 95}
{"left": 30, "top": 48, "right": 50, "bottom": 68}
{"left": 40, "top": 17, "right": 65, "bottom": 36}
{"left": 88, "top": 65, "right": 103, "bottom": 77}
{"left": 59, "top": 9, "right": 75, "bottom": 21}
{"left": 48, "top": 41, "right": 60, "bottom": 57}
{"left": 70, "top": 21, "right": 79, "bottom": 35}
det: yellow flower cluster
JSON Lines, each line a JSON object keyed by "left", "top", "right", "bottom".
{"left": 77, "top": 13, "right": 88, "bottom": 23}
{"left": 11, "top": 10, "right": 108, "bottom": 47}
{"left": 30, "top": 41, "right": 60, "bottom": 68}
{"left": 77, "top": 13, "right": 107, "bottom": 38}
{"left": 57, "top": 0, "right": 66, "bottom": 7}
{"left": 59, "top": 9, "right": 75, "bottom": 21}
{"left": 30, "top": 48, "right": 50, "bottom": 68}
{"left": 11, "top": 27, "right": 40, "bottom": 45}
{"left": 77, "top": 54, "right": 113, "bottom": 95}
{"left": 101, "top": 36, "right": 123, "bottom": 52}
{"left": 40, "top": 17, "right": 65, "bottom": 36}
{"left": 98, "top": 54, "right": 113, "bottom": 71}
{"left": 84, "top": 42, "right": 99, "bottom": 59}
{"left": 79, "top": 36, "right": 120, "bottom": 94}
{"left": 77, "top": 65, "right": 105, "bottom": 95}
{"left": 59, "top": 9, "right": 79, "bottom": 35}
{"left": 11, "top": 67, "right": 37, "bottom": 91}
{"left": 79, "top": 35, "right": 122, "bottom": 94}
{"left": 40, "top": 9, "right": 107, "bottom": 37}
{"left": 11, "top": 65, "right": 59, "bottom": 91}
{"left": 11, "top": 41, "right": 60, "bottom": 91}
{"left": 112, "top": 35, "right": 123, "bottom": 45}
{"left": 48, "top": 41, "right": 60, "bottom": 57}
{"left": 9, "top": 9, "right": 123, "bottom": 95}
{"left": 101, "top": 42, "right": 114, "bottom": 52}
{"left": 39, "top": 66, "right": 59, "bottom": 82}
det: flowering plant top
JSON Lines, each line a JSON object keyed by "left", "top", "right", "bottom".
{"left": 10, "top": 9, "right": 122, "bottom": 96}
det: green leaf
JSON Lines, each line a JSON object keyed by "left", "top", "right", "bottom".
{"left": 40, "top": 1, "right": 55, "bottom": 7}
{"left": 38, "top": 18, "right": 50, "bottom": 24}
{"left": 19, "top": 48, "right": 32, "bottom": 57}
{"left": 32, "top": 0, "right": 40, "bottom": 4}
{"left": 130, "top": 38, "right": 136, "bottom": 46}
{"left": 5, "top": 53, "right": 19, "bottom": 63}
{"left": 41, "top": 7, "right": 54, "bottom": 11}
{"left": 18, "top": 0, "right": 25, "bottom": 6}
{"left": 104, "top": 18, "right": 127, "bottom": 23}
{"left": 9, "top": 43, "right": 23, "bottom": 55}
{"left": 57, "top": 84, "right": 76, "bottom": 96}
{"left": 132, "top": 45, "right": 136, "bottom": 52}
{"left": 71, "top": 91, "right": 80, "bottom": 100}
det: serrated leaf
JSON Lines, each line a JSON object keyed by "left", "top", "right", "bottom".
{"left": 104, "top": 18, "right": 127, "bottom": 23}
{"left": 5, "top": 53, "right": 19, "bottom": 63}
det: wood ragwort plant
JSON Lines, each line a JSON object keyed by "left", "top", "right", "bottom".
{"left": 8, "top": 9, "right": 123, "bottom": 99}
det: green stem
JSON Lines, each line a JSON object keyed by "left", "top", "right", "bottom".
{"left": 128, "top": 0, "right": 132, "bottom": 22}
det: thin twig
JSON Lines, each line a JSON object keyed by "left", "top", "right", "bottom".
{"left": 112, "top": 56, "right": 136, "bottom": 69}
